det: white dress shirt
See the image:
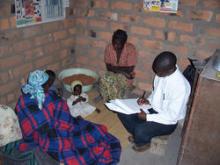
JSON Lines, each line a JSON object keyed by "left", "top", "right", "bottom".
{"left": 147, "top": 67, "right": 191, "bottom": 125}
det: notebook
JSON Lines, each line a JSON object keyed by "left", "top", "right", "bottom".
{"left": 105, "top": 98, "right": 152, "bottom": 114}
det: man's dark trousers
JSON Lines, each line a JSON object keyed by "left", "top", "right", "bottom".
{"left": 117, "top": 110, "right": 177, "bottom": 146}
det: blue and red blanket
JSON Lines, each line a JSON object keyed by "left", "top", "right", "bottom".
{"left": 15, "top": 91, "right": 121, "bottom": 165}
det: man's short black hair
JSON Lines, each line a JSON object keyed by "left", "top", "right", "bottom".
{"left": 152, "top": 51, "right": 177, "bottom": 74}
{"left": 112, "top": 29, "right": 128, "bottom": 45}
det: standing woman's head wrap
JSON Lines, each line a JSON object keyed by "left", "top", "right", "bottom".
{"left": 22, "top": 70, "right": 49, "bottom": 109}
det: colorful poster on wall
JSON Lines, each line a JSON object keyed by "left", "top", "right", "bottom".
{"left": 15, "top": 0, "right": 66, "bottom": 28}
{"left": 15, "top": 0, "right": 42, "bottom": 27}
{"left": 143, "top": 0, "right": 179, "bottom": 13}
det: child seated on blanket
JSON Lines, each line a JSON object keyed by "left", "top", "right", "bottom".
{"left": 67, "top": 80, "right": 100, "bottom": 118}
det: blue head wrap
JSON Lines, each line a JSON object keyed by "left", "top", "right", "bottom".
{"left": 22, "top": 70, "right": 49, "bottom": 110}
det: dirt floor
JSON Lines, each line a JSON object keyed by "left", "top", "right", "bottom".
{"left": 86, "top": 89, "right": 130, "bottom": 149}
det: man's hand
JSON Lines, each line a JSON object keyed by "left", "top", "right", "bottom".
{"left": 138, "top": 109, "right": 147, "bottom": 120}
{"left": 137, "top": 98, "right": 149, "bottom": 105}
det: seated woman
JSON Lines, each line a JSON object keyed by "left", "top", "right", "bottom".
{"left": 15, "top": 70, "right": 121, "bottom": 165}
{"left": 100, "top": 29, "right": 138, "bottom": 101}
{"left": 104, "top": 29, "right": 137, "bottom": 81}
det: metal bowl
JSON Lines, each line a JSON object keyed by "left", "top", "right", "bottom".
{"left": 58, "top": 68, "right": 99, "bottom": 93}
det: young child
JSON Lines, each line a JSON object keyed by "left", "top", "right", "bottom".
{"left": 67, "top": 80, "right": 99, "bottom": 118}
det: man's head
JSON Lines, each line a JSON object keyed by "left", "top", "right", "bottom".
{"left": 152, "top": 51, "right": 177, "bottom": 77}
{"left": 112, "top": 29, "right": 128, "bottom": 52}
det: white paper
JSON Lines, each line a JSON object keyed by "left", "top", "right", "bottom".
{"left": 105, "top": 102, "right": 131, "bottom": 114}
{"left": 105, "top": 98, "right": 152, "bottom": 114}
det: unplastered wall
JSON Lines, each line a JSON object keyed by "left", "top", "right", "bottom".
{"left": 67, "top": 0, "right": 220, "bottom": 91}
{"left": 1, "top": 0, "right": 220, "bottom": 107}
{"left": 0, "top": 1, "right": 76, "bottom": 106}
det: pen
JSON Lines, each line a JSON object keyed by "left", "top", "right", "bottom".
{"left": 141, "top": 90, "right": 146, "bottom": 99}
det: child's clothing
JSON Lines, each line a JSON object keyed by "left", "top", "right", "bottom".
{"left": 67, "top": 93, "right": 96, "bottom": 117}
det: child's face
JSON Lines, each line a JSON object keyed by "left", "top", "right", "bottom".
{"left": 73, "top": 85, "right": 82, "bottom": 95}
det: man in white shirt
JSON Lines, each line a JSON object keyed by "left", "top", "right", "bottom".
{"left": 117, "top": 51, "right": 191, "bottom": 152}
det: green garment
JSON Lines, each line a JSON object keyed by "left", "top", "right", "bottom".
{"left": 0, "top": 141, "right": 37, "bottom": 165}
{"left": 100, "top": 71, "right": 128, "bottom": 101}
{"left": 0, "top": 141, "right": 59, "bottom": 165}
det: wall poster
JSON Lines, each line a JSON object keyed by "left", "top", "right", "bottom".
{"left": 143, "top": 0, "right": 179, "bottom": 13}
{"left": 15, "top": 0, "right": 66, "bottom": 28}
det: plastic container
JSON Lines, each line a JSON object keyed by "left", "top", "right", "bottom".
{"left": 58, "top": 68, "right": 99, "bottom": 93}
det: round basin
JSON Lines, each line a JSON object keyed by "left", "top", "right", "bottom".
{"left": 58, "top": 68, "right": 99, "bottom": 93}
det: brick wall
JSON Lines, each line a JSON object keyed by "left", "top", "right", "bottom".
{"left": 0, "top": 1, "right": 76, "bottom": 106}
{"left": 1, "top": 0, "right": 220, "bottom": 107}
{"left": 68, "top": 0, "right": 220, "bottom": 91}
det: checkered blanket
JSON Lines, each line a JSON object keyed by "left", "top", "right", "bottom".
{"left": 15, "top": 91, "right": 121, "bottom": 165}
